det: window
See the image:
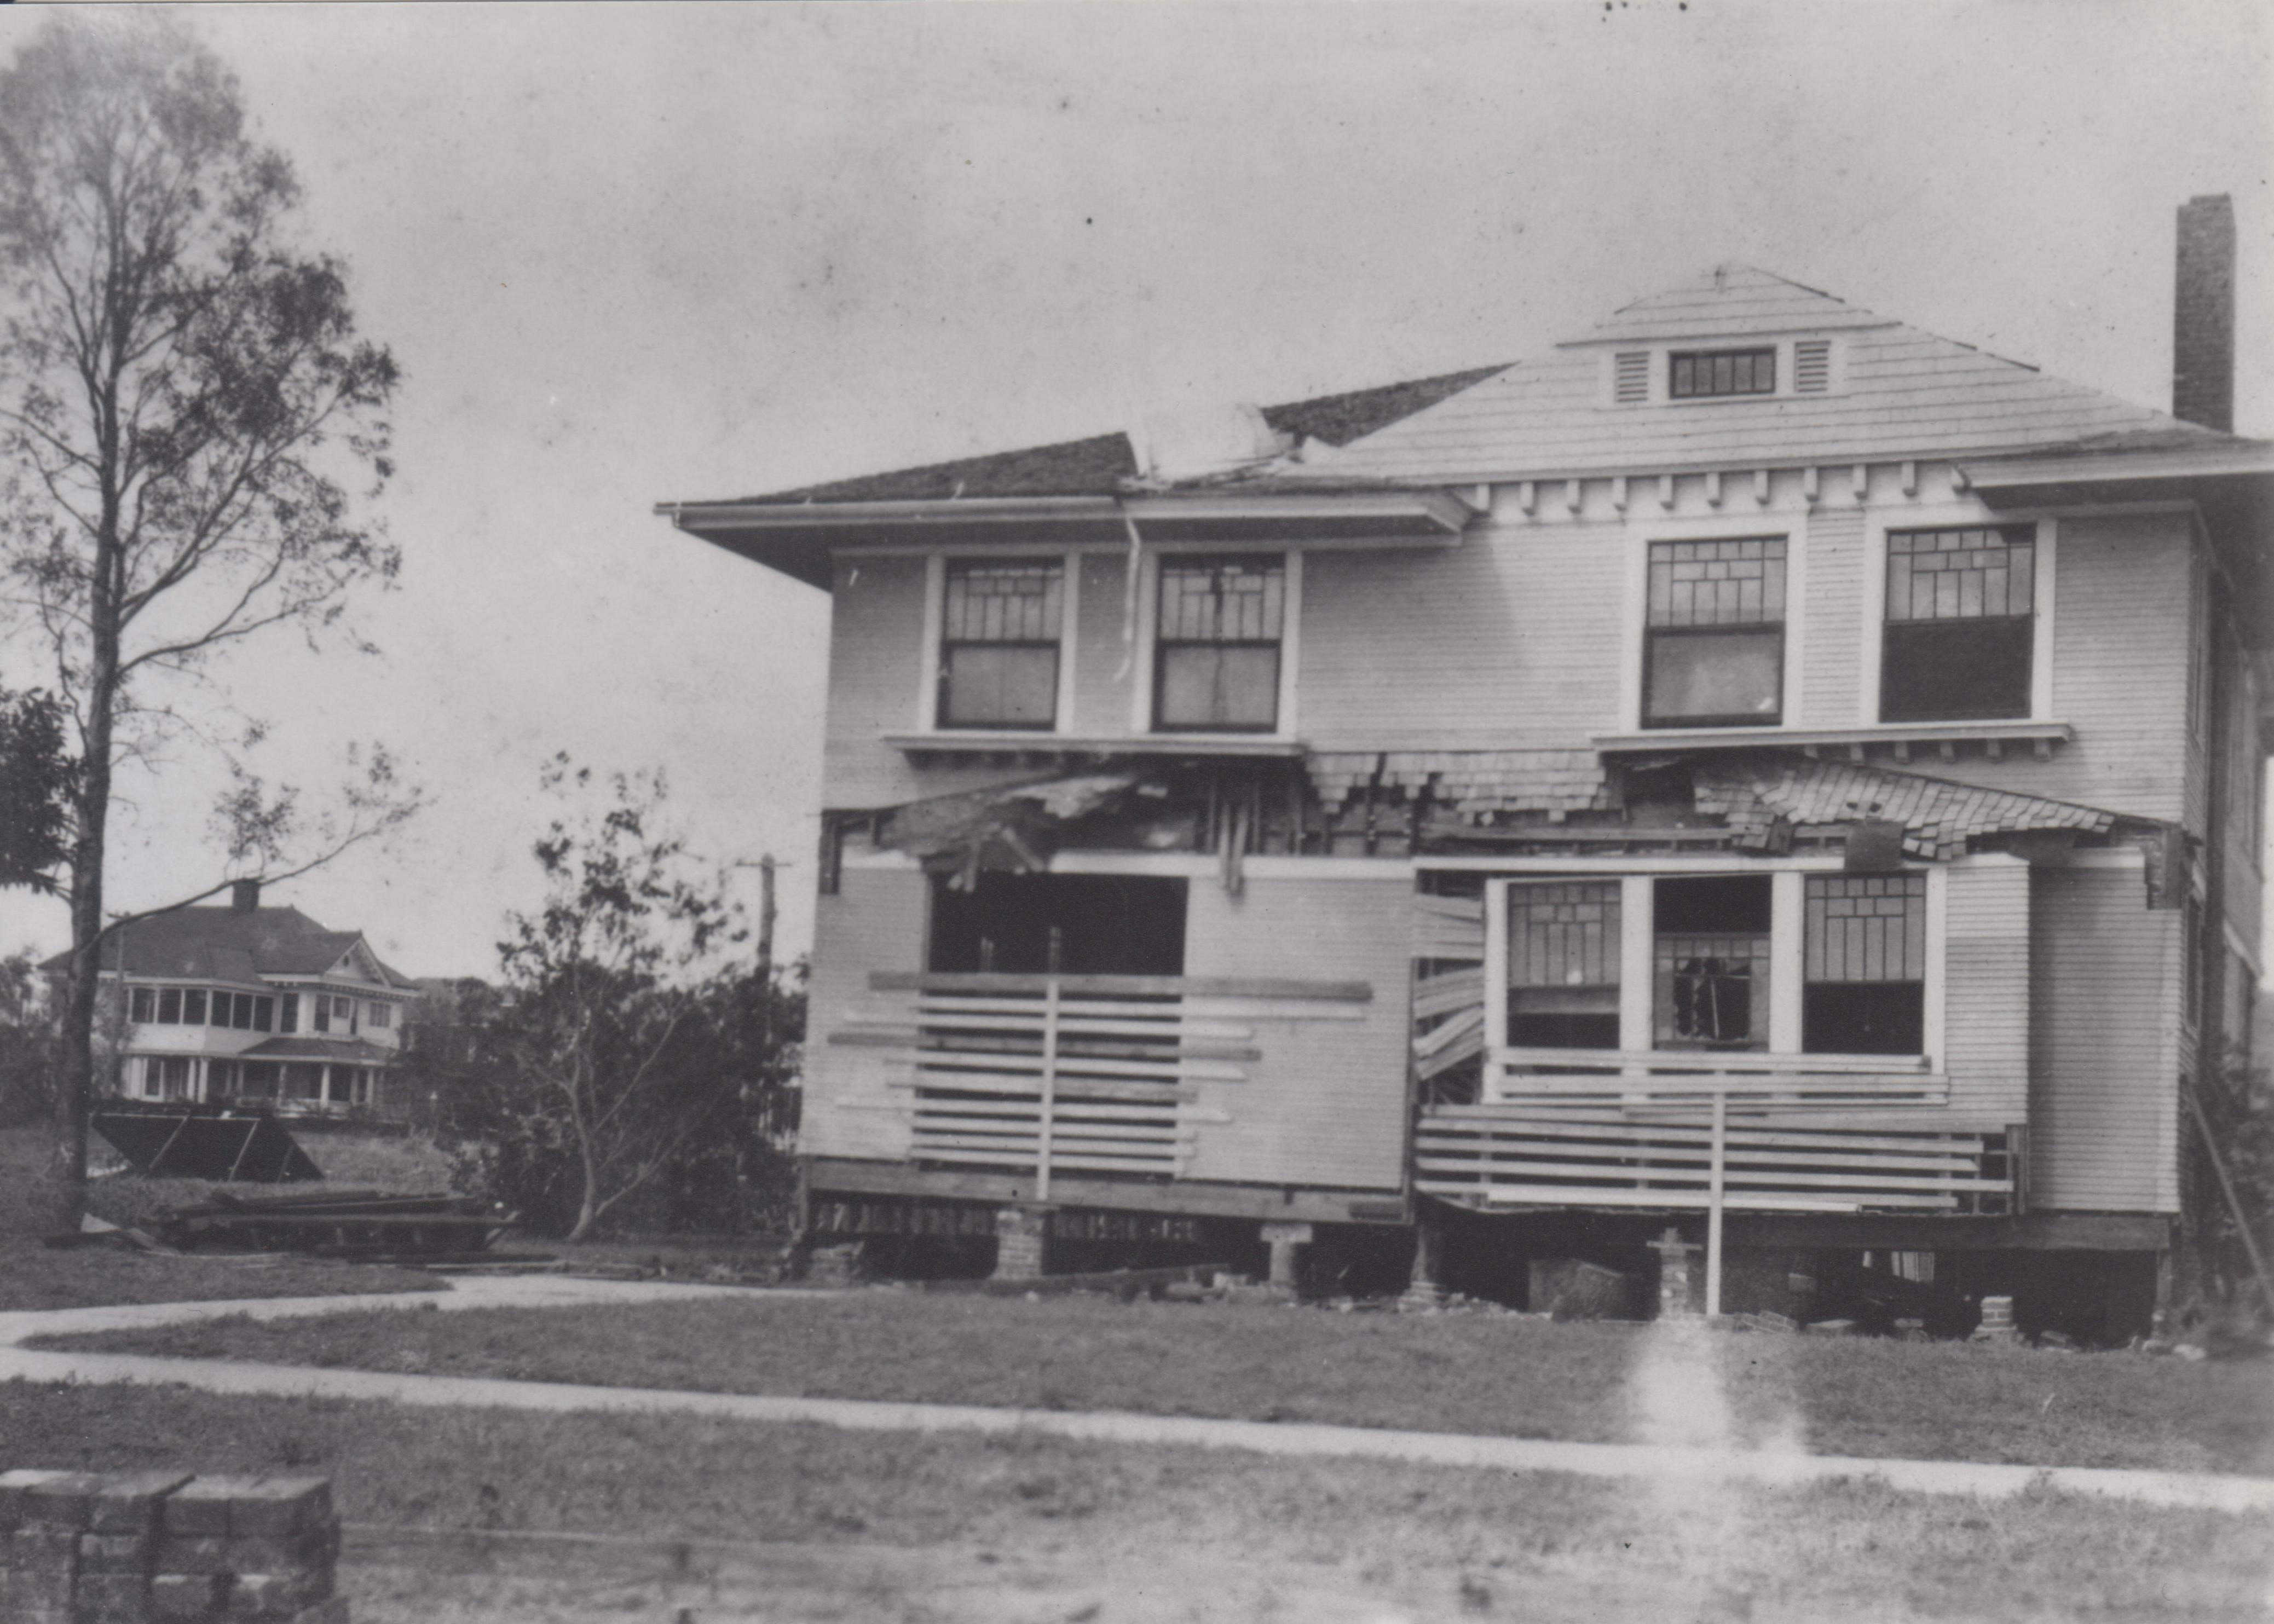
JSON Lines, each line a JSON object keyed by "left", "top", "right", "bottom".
{"left": 255, "top": 997, "right": 274, "bottom": 1033}
{"left": 938, "top": 559, "right": 1063, "bottom": 730}
{"left": 930, "top": 872, "right": 1187, "bottom": 976}
{"left": 1505, "top": 882, "right": 1621, "bottom": 1049}
{"left": 1154, "top": 555, "right": 1285, "bottom": 732}
{"left": 1671, "top": 348, "right": 1775, "bottom": 399}
{"left": 157, "top": 988, "right": 181, "bottom": 1024}
{"left": 182, "top": 990, "right": 206, "bottom": 1026}
{"left": 1881, "top": 526, "right": 2034, "bottom": 721}
{"left": 1803, "top": 875, "right": 1926, "bottom": 1054}
{"left": 1644, "top": 538, "right": 1786, "bottom": 727}
{"left": 280, "top": 993, "right": 298, "bottom": 1034}
{"left": 334, "top": 995, "right": 357, "bottom": 1033}
{"left": 155, "top": 1057, "right": 193, "bottom": 1100}
{"left": 312, "top": 996, "right": 330, "bottom": 1034}
{"left": 367, "top": 1001, "right": 391, "bottom": 1030}
{"left": 129, "top": 987, "right": 154, "bottom": 1024}
{"left": 1655, "top": 876, "right": 1771, "bottom": 1049}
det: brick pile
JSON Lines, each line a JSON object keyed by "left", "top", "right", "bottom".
{"left": 0, "top": 1470, "right": 345, "bottom": 1624}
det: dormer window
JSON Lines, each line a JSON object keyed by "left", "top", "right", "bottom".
{"left": 1671, "top": 348, "right": 1776, "bottom": 399}
{"left": 937, "top": 559, "right": 1064, "bottom": 730}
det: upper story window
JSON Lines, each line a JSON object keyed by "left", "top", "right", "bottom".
{"left": 367, "top": 1001, "right": 392, "bottom": 1030}
{"left": 1670, "top": 347, "right": 1776, "bottom": 399}
{"left": 937, "top": 559, "right": 1063, "bottom": 730}
{"left": 1881, "top": 526, "right": 2034, "bottom": 723}
{"left": 1154, "top": 555, "right": 1285, "bottom": 733}
{"left": 1643, "top": 538, "right": 1786, "bottom": 729}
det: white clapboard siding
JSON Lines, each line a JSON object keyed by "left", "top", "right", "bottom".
{"left": 1799, "top": 508, "right": 1863, "bottom": 727}
{"left": 1179, "top": 871, "right": 1410, "bottom": 1191}
{"left": 1943, "top": 861, "right": 2030, "bottom": 1124}
{"left": 801, "top": 866, "right": 926, "bottom": 1162}
{"left": 2029, "top": 865, "right": 2181, "bottom": 1213}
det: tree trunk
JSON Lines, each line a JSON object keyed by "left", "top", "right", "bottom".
{"left": 48, "top": 634, "right": 118, "bottom": 1233}
{"left": 566, "top": 1081, "right": 602, "bottom": 1243}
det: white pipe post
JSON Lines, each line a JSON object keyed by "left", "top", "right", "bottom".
{"left": 1036, "top": 977, "right": 1060, "bottom": 1204}
{"left": 1706, "top": 1089, "right": 1727, "bottom": 1317}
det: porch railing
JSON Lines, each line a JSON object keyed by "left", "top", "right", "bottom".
{"left": 844, "top": 970, "right": 1371, "bottom": 1199}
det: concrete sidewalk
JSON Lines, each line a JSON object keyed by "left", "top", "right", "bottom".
{"left": 7, "top": 1279, "right": 2272, "bottom": 1516}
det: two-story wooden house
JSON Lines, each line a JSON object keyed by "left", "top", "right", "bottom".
{"left": 660, "top": 197, "right": 2270, "bottom": 1337}
{"left": 48, "top": 880, "right": 420, "bottom": 1118}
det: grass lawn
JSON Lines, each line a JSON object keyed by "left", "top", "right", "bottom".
{"left": 48, "top": 1288, "right": 2274, "bottom": 1477}
{"left": 2, "top": 1379, "right": 2268, "bottom": 1623}
{"left": 0, "top": 1124, "right": 438, "bottom": 1311}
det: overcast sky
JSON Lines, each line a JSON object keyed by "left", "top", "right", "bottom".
{"left": 2, "top": 0, "right": 2269, "bottom": 980}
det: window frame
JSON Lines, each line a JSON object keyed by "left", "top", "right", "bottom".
{"left": 1669, "top": 346, "right": 1778, "bottom": 401}
{"left": 1481, "top": 863, "right": 1948, "bottom": 1086}
{"left": 933, "top": 554, "right": 1070, "bottom": 732}
{"left": 1150, "top": 552, "right": 1290, "bottom": 735}
{"left": 1630, "top": 527, "right": 1799, "bottom": 732}
{"left": 1878, "top": 523, "right": 2039, "bottom": 724}
{"left": 1129, "top": 546, "right": 1303, "bottom": 738}
{"left": 1862, "top": 510, "right": 2054, "bottom": 726}
{"left": 918, "top": 550, "right": 1081, "bottom": 737}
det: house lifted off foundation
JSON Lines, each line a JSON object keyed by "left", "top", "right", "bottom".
{"left": 660, "top": 198, "right": 2273, "bottom": 1340}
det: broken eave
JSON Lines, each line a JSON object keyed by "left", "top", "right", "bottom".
{"left": 653, "top": 489, "right": 1473, "bottom": 590}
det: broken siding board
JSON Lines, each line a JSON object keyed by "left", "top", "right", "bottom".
{"left": 1800, "top": 508, "right": 1865, "bottom": 726}
{"left": 2029, "top": 865, "right": 2181, "bottom": 1213}
{"left": 1181, "top": 871, "right": 1413, "bottom": 1190}
{"left": 802, "top": 866, "right": 927, "bottom": 1162}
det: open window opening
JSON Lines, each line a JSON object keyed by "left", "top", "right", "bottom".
{"left": 1880, "top": 526, "right": 2034, "bottom": 722}
{"left": 1803, "top": 874, "right": 1925, "bottom": 1054}
{"left": 928, "top": 872, "right": 1187, "bottom": 976}
{"left": 1505, "top": 881, "right": 1620, "bottom": 1049}
{"left": 1643, "top": 538, "right": 1785, "bottom": 728}
{"left": 1654, "top": 875, "right": 1771, "bottom": 1049}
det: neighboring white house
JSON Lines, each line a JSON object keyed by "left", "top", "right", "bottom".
{"left": 46, "top": 880, "right": 419, "bottom": 1116}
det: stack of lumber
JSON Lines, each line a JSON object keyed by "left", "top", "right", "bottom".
{"left": 157, "top": 1189, "right": 517, "bottom": 1263}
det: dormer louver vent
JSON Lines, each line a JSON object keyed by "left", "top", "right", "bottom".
{"left": 1794, "top": 339, "right": 1832, "bottom": 394}
{"left": 1614, "top": 351, "right": 1650, "bottom": 404}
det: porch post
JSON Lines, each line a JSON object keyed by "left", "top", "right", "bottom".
{"left": 1035, "top": 976, "right": 1060, "bottom": 1204}
{"left": 1706, "top": 1090, "right": 1727, "bottom": 1317}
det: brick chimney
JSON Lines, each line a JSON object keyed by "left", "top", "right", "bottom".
{"left": 2173, "top": 194, "right": 2236, "bottom": 432}
{"left": 230, "top": 879, "right": 261, "bottom": 914}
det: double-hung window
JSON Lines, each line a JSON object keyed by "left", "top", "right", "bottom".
{"left": 937, "top": 559, "right": 1063, "bottom": 730}
{"left": 1880, "top": 526, "right": 2034, "bottom": 721}
{"left": 1643, "top": 538, "right": 1786, "bottom": 727}
{"left": 1154, "top": 554, "right": 1284, "bottom": 732}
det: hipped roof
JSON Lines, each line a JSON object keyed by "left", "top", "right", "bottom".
{"left": 44, "top": 905, "right": 409, "bottom": 986}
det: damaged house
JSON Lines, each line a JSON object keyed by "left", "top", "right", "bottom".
{"left": 657, "top": 197, "right": 2271, "bottom": 1338}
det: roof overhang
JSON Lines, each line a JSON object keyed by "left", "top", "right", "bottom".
{"left": 655, "top": 489, "right": 1473, "bottom": 590}
{"left": 1961, "top": 441, "right": 2274, "bottom": 649}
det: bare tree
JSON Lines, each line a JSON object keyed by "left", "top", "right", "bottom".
{"left": 0, "top": 16, "right": 406, "bottom": 1225}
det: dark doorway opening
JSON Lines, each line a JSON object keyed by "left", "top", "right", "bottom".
{"left": 928, "top": 872, "right": 1188, "bottom": 976}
